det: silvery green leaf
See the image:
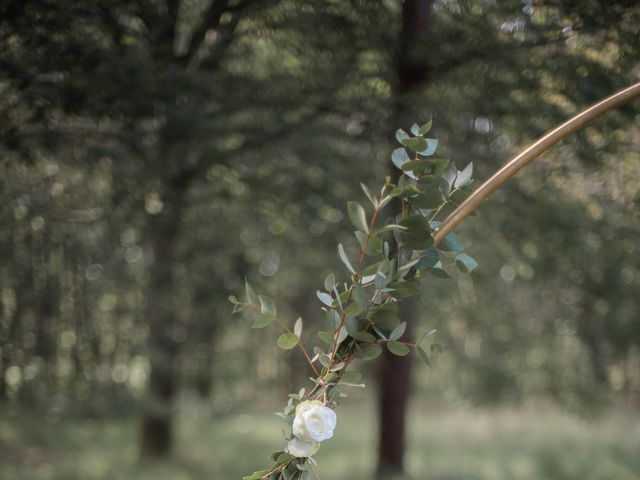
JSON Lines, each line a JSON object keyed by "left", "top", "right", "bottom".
{"left": 336, "top": 326, "right": 348, "bottom": 344}
{"left": 419, "top": 138, "right": 438, "bottom": 156}
{"left": 440, "top": 163, "right": 457, "bottom": 196}
{"left": 245, "top": 279, "right": 258, "bottom": 304}
{"left": 360, "top": 183, "right": 378, "bottom": 208}
{"left": 387, "top": 341, "right": 410, "bottom": 356}
{"left": 455, "top": 253, "right": 478, "bottom": 273}
{"left": 391, "top": 147, "right": 410, "bottom": 170}
{"left": 348, "top": 201, "right": 369, "bottom": 233}
{"left": 454, "top": 162, "right": 473, "bottom": 188}
{"left": 338, "top": 243, "right": 356, "bottom": 274}
{"left": 252, "top": 295, "right": 276, "bottom": 328}
{"left": 389, "top": 321, "right": 407, "bottom": 341}
{"left": 324, "top": 272, "right": 336, "bottom": 291}
{"left": 316, "top": 290, "right": 334, "bottom": 307}
{"left": 419, "top": 118, "right": 433, "bottom": 135}
{"left": 277, "top": 333, "right": 299, "bottom": 350}
{"left": 294, "top": 317, "right": 303, "bottom": 337}
{"left": 395, "top": 129, "right": 410, "bottom": 143}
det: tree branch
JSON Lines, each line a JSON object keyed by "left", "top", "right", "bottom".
{"left": 178, "top": 0, "right": 230, "bottom": 66}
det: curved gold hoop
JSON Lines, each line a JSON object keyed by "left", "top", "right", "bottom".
{"left": 433, "top": 81, "right": 640, "bottom": 246}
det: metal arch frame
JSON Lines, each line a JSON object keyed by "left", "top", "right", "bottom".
{"left": 433, "top": 81, "right": 640, "bottom": 246}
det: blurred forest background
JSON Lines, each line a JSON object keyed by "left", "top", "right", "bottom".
{"left": 1, "top": 0, "right": 639, "bottom": 479}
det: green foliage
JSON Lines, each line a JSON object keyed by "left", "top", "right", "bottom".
{"left": 347, "top": 201, "right": 369, "bottom": 234}
{"left": 231, "top": 122, "right": 478, "bottom": 477}
{"left": 2, "top": 0, "right": 638, "bottom": 471}
{"left": 455, "top": 253, "right": 478, "bottom": 273}
{"left": 277, "top": 334, "right": 299, "bottom": 351}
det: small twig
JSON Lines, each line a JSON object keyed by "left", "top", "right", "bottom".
{"left": 247, "top": 304, "right": 320, "bottom": 377}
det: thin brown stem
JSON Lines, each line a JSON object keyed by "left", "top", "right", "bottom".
{"left": 274, "top": 317, "right": 321, "bottom": 378}
{"left": 247, "top": 304, "right": 320, "bottom": 377}
{"left": 326, "top": 194, "right": 385, "bottom": 373}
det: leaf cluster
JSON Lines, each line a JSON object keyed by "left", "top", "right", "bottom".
{"left": 231, "top": 122, "right": 479, "bottom": 478}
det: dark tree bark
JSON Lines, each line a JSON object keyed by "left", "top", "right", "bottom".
{"left": 376, "top": 299, "right": 416, "bottom": 477}
{"left": 139, "top": 182, "right": 185, "bottom": 457}
{"left": 376, "top": 0, "right": 432, "bottom": 476}
{"left": 192, "top": 285, "right": 218, "bottom": 399}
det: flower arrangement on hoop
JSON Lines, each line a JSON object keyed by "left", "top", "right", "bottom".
{"left": 230, "top": 120, "right": 477, "bottom": 480}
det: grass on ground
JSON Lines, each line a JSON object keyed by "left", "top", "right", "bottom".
{"left": 1, "top": 399, "right": 639, "bottom": 480}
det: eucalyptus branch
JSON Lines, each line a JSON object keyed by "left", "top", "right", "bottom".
{"left": 326, "top": 187, "right": 387, "bottom": 373}
{"left": 236, "top": 302, "right": 320, "bottom": 378}
{"left": 232, "top": 119, "right": 479, "bottom": 480}
{"left": 230, "top": 83, "right": 640, "bottom": 480}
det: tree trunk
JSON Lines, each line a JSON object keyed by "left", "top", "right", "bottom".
{"left": 139, "top": 187, "right": 184, "bottom": 457}
{"left": 376, "top": 0, "right": 432, "bottom": 476}
{"left": 376, "top": 299, "right": 415, "bottom": 477}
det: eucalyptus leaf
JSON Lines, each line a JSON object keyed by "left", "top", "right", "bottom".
{"left": 416, "top": 346, "right": 431, "bottom": 366}
{"left": 438, "top": 231, "right": 464, "bottom": 252}
{"left": 277, "top": 333, "right": 299, "bottom": 350}
{"left": 410, "top": 186, "right": 444, "bottom": 209}
{"left": 401, "top": 136, "right": 428, "bottom": 152}
{"left": 245, "top": 279, "right": 258, "bottom": 304}
{"left": 294, "top": 317, "right": 303, "bottom": 337}
{"left": 354, "top": 342, "right": 382, "bottom": 360}
{"left": 428, "top": 158, "right": 450, "bottom": 177}
{"left": 318, "top": 331, "right": 334, "bottom": 345}
{"left": 419, "top": 119, "right": 433, "bottom": 135}
{"left": 455, "top": 253, "right": 478, "bottom": 273}
{"left": 354, "top": 331, "right": 376, "bottom": 343}
{"left": 387, "top": 341, "right": 410, "bottom": 356}
{"left": 370, "top": 303, "right": 399, "bottom": 329}
{"left": 345, "top": 302, "right": 363, "bottom": 318}
{"left": 454, "top": 162, "right": 473, "bottom": 188}
{"left": 316, "top": 290, "right": 334, "bottom": 307}
{"left": 336, "top": 326, "right": 349, "bottom": 344}
{"left": 352, "top": 285, "right": 369, "bottom": 308}
{"left": 360, "top": 183, "right": 378, "bottom": 208}
{"left": 323, "top": 273, "right": 336, "bottom": 291}
{"left": 418, "top": 138, "right": 438, "bottom": 156}
{"left": 416, "top": 248, "right": 440, "bottom": 270}
{"left": 338, "top": 243, "right": 356, "bottom": 274}
{"left": 388, "top": 280, "right": 421, "bottom": 298}
{"left": 252, "top": 295, "right": 276, "bottom": 328}
{"left": 391, "top": 147, "right": 410, "bottom": 171}
{"left": 319, "top": 354, "right": 331, "bottom": 368}
{"left": 399, "top": 215, "right": 433, "bottom": 250}
{"left": 348, "top": 201, "right": 369, "bottom": 234}
{"left": 427, "top": 267, "right": 451, "bottom": 279}
{"left": 395, "top": 129, "right": 409, "bottom": 143}
{"left": 389, "top": 321, "right": 407, "bottom": 341}
{"left": 341, "top": 371, "right": 362, "bottom": 383}
{"left": 440, "top": 163, "right": 457, "bottom": 196}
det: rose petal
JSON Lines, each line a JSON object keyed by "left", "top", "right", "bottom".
{"left": 287, "top": 437, "right": 320, "bottom": 458}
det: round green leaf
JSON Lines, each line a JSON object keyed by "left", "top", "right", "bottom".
{"left": 277, "top": 333, "right": 299, "bottom": 350}
{"left": 354, "top": 343, "right": 382, "bottom": 360}
{"left": 455, "top": 253, "right": 478, "bottom": 273}
{"left": 387, "top": 341, "right": 410, "bottom": 356}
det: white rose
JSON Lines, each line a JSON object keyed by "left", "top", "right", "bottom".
{"left": 287, "top": 437, "right": 320, "bottom": 457}
{"left": 292, "top": 400, "right": 337, "bottom": 443}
